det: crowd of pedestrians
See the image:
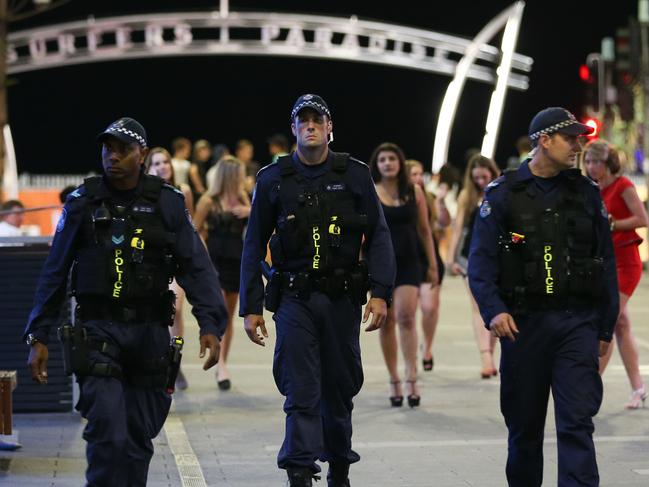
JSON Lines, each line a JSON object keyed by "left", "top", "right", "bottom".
{"left": 4, "top": 100, "right": 648, "bottom": 486}
{"left": 4, "top": 123, "right": 647, "bottom": 405}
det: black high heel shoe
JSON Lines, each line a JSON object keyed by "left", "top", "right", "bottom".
{"left": 422, "top": 356, "right": 434, "bottom": 372}
{"left": 406, "top": 379, "right": 420, "bottom": 408}
{"left": 389, "top": 380, "right": 403, "bottom": 407}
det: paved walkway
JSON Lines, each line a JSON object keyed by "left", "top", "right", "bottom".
{"left": 2, "top": 273, "right": 648, "bottom": 486}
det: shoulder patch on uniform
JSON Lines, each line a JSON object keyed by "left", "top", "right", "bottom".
{"left": 56, "top": 208, "right": 67, "bottom": 233}
{"left": 64, "top": 185, "right": 86, "bottom": 203}
{"left": 163, "top": 183, "right": 185, "bottom": 198}
{"left": 486, "top": 180, "right": 500, "bottom": 190}
{"left": 479, "top": 199, "right": 492, "bottom": 218}
{"left": 600, "top": 201, "right": 609, "bottom": 219}
{"left": 185, "top": 208, "right": 197, "bottom": 232}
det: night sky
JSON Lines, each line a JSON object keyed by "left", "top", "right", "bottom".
{"left": 8, "top": 0, "right": 637, "bottom": 175}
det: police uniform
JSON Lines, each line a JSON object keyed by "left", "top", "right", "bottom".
{"left": 23, "top": 118, "right": 227, "bottom": 487}
{"left": 240, "top": 96, "right": 395, "bottom": 486}
{"left": 468, "top": 109, "right": 618, "bottom": 487}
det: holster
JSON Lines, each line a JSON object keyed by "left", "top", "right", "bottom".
{"left": 165, "top": 336, "right": 184, "bottom": 394}
{"left": 262, "top": 261, "right": 282, "bottom": 312}
{"left": 57, "top": 322, "right": 90, "bottom": 376}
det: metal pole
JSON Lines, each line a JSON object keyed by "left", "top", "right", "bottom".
{"left": 0, "top": 0, "right": 7, "bottom": 196}
{"left": 586, "top": 52, "right": 605, "bottom": 115}
{"left": 640, "top": 0, "right": 649, "bottom": 174}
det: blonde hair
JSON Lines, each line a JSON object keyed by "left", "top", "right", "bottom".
{"left": 457, "top": 154, "right": 500, "bottom": 220}
{"left": 144, "top": 147, "right": 176, "bottom": 185}
{"left": 207, "top": 156, "right": 246, "bottom": 200}
{"left": 583, "top": 139, "right": 621, "bottom": 174}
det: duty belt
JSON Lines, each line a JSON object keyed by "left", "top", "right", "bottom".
{"left": 281, "top": 271, "right": 350, "bottom": 295}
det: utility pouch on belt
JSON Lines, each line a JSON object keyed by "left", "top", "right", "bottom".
{"left": 165, "top": 336, "right": 184, "bottom": 394}
{"left": 261, "top": 261, "right": 282, "bottom": 312}
{"left": 57, "top": 322, "right": 90, "bottom": 376}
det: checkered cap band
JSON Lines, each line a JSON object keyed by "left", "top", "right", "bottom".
{"left": 529, "top": 119, "right": 579, "bottom": 141}
{"left": 291, "top": 101, "right": 331, "bottom": 119}
{"left": 108, "top": 127, "right": 147, "bottom": 148}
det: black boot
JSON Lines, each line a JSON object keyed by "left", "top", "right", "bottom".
{"left": 327, "top": 463, "right": 350, "bottom": 487}
{"left": 287, "top": 467, "right": 315, "bottom": 487}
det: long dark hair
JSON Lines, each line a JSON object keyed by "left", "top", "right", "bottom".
{"left": 369, "top": 142, "right": 413, "bottom": 202}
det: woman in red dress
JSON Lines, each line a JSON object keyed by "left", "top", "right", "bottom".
{"left": 584, "top": 140, "right": 649, "bottom": 409}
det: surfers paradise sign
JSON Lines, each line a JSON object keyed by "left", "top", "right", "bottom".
{"left": 7, "top": 3, "right": 531, "bottom": 170}
{"left": 7, "top": 11, "right": 532, "bottom": 90}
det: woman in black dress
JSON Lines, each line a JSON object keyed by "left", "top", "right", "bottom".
{"left": 194, "top": 156, "right": 250, "bottom": 390}
{"left": 370, "top": 143, "right": 438, "bottom": 407}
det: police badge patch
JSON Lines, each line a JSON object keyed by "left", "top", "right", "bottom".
{"left": 185, "top": 208, "right": 197, "bottom": 231}
{"left": 56, "top": 208, "right": 67, "bottom": 233}
{"left": 600, "top": 201, "right": 608, "bottom": 219}
{"left": 479, "top": 199, "right": 492, "bottom": 218}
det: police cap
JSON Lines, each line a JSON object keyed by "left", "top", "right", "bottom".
{"left": 290, "top": 94, "right": 331, "bottom": 120}
{"left": 528, "top": 107, "right": 593, "bottom": 144}
{"left": 97, "top": 117, "right": 148, "bottom": 148}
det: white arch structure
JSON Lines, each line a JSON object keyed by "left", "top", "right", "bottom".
{"left": 7, "top": 3, "right": 530, "bottom": 172}
{"left": 432, "top": 1, "right": 526, "bottom": 172}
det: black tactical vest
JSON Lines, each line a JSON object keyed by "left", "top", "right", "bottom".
{"left": 270, "top": 153, "right": 367, "bottom": 273}
{"left": 498, "top": 169, "right": 604, "bottom": 310}
{"left": 73, "top": 175, "right": 176, "bottom": 303}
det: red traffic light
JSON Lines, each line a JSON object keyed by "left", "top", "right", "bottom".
{"left": 584, "top": 118, "right": 601, "bottom": 139}
{"left": 579, "top": 64, "right": 593, "bottom": 83}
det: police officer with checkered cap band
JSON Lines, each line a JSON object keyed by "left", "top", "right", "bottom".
{"left": 240, "top": 94, "right": 395, "bottom": 487}
{"left": 24, "top": 117, "right": 228, "bottom": 486}
{"left": 467, "top": 107, "right": 619, "bottom": 486}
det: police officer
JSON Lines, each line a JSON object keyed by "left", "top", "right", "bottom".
{"left": 240, "top": 94, "right": 395, "bottom": 487}
{"left": 468, "top": 107, "right": 619, "bottom": 487}
{"left": 24, "top": 117, "right": 228, "bottom": 487}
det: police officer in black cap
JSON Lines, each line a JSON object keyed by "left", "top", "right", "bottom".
{"left": 240, "top": 94, "right": 395, "bottom": 487}
{"left": 468, "top": 107, "right": 619, "bottom": 486}
{"left": 24, "top": 117, "right": 228, "bottom": 486}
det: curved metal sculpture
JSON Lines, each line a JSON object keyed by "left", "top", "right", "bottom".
{"left": 432, "top": 1, "right": 526, "bottom": 173}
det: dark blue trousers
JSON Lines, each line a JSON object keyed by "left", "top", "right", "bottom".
{"left": 75, "top": 319, "right": 172, "bottom": 487}
{"left": 500, "top": 309, "right": 603, "bottom": 487}
{"left": 273, "top": 293, "right": 364, "bottom": 473}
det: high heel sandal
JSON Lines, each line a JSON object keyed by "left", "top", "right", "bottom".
{"left": 421, "top": 344, "right": 434, "bottom": 372}
{"left": 389, "top": 380, "right": 403, "bottom": 407}
{"left": 422, "top": 356, "right": 434, "bottom": 372}
{"left": 406, "top": 379, "right": 420, "bottom": 408}
{"left": 625, "top": 387, "right": 647, "bottom": 410}
{"left": 480, "top": 350, "right": 497, "bottom": 379}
